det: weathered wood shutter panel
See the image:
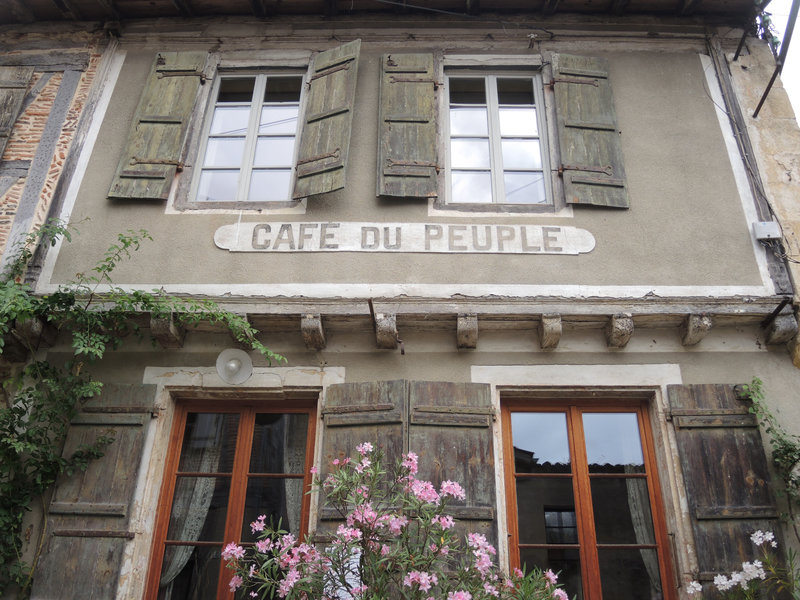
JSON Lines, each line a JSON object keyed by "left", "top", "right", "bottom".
{"left": 107, "top": 52, "right": 206, "bottom": 201}
{"left": 377, "top": 53, "right": 438, "bottom": 198}
{"left": 668, "top": 384, "right": 778, "bottom": 585}
{"left": 408, "top": 381, "right": 496, "bottom": 546}
{"left": 30, "top": 384, "right": 156, "bottom": 600}
{"left": 0, "top": 66, "right": 34, "bottom": 158}
{"left": 293, "top": 39, "right": 360, "bottom": 199}
{"left": 552, "top": 53, "right": 629, "bottom": 208}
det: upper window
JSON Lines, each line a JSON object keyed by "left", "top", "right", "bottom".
{"left": 446, "top": 73, "right": 550, "bottom": 207}
{"left": 145, "top": 400, "right": 316, "bottom": 599}
{"left": 502, "top": 400, "right": 674, "bottom": 600}
{"left": 193, "top": 74, "right": 304, "bottom": 206}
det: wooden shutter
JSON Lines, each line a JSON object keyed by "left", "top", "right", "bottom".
{"left": 293, "top": 40, "right": 360, "bottom": 199}
{"left": 0, "top": 66, "right": 34, "bottom": 158}
{"left": 30, "top": 384, "right": 156, "bottom": 599}
{"left": 668, "top": 384, "right": 778, "bottom": 584}
{"left": 107, "top": 52, "right": 206, "bottom": 201}
{"left": 377, "top": 53, "right": 439, "bottom": 198}
{"left": 552, "top": 54, "right": 629, "bottom": 208}
{"left": 409, "top": 381, "right": 496, "bottom": 546}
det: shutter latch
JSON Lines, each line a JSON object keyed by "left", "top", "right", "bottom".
{"left": 296, "top": 148, "right": 340, "bottom": 167}
{"left": 157, "top": 70, "right": 207, "bottom": 84}
{"left": 558, "top": 164, "right": 613, "bottom": 176}
{"left": 389, "top": 76, "right": 443, "bottom": 89}
{"left": 387, "top": 159, "right": 440, "bottom": 174}
{"left": 547, "top": 77, "right": 599, "bottom": 90}
{"left": 131, "top": 157, "right": 185, "bottom": 172}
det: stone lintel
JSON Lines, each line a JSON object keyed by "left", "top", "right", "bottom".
{"left": 766, "top": 312, "right": 798, "bottom": 345}
{"left": 301, "top": 314, "right": 326, "bottom": 350}
{"left": 150, "top": 314, "right": 186, "bottom": 349}
{"left": 539, "top": 313, "right": 562, "bottom": 349}
{"left": 605, "top": 313, "right": 634, "bottom": 349}
{"left": 375, "top": 313, "right": 398, "bottom": 349}
{"left": 457, "top": 313, "right": 478, "bottom": 349}
{"left": 681, "top": 313, "right": 713, "bottom": 346}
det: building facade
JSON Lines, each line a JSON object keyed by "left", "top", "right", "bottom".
{"left": 2, "top": 1, "right": 800, "bottom": 598}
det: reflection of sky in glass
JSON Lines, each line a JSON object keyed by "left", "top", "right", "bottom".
{"left": 499, "top": 107, "right": 538, "bottom": 136}
{"left": 583, "top": 413, "right": 643, "bottom": 467}
{"left": 511, "top": 412, "right": 570, "bottom": 464}
{"left": 450, "top": 172, "right": 492, "bottom": 203}
{"left": 504, "top": 173, "right": 546, "bottom": 204}
{"left": 450, "top": 107, "right": 488, "bottom": 136}
{"left": 451, "top": 139, "right": 490, "bottom": 169}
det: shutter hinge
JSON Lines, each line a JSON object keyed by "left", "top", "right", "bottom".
{"left": 310, "top": 62, "right": 352, "bottom": 82}
{"left": 296, "top": 148, "right": 340, "bottom": 167}
{"left": 131, "top": 157, "right": 185, "bottom": 172}
{"left": 389, "top": 75, "right": 443, "bottom": 89}
{"left": 387, "top": 159, "right": 440, "bottom": 174}
{"left": 558, "top": 164, "right": 613, "bottom": 176}
{"left": 547, "top": 77, "right": 599, "bottom": 89}
{"left": 157, "top": 70, "right": 207, "bottom": 84}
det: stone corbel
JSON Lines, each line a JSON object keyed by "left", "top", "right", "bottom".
{"left": 375, "top": 312, "right": 398, "bottom": 349}
{"left": 150, "top": 313, "right": 186, "bottom": 349}
{"left": 457, "top": 313, "right": 478, "bottom": 349}
{"left": 539, "top": 314, "right": 562, "bottom": 349}
{"left": 301, "top": 314, "right": 326, "bottom": 350}
{"left": 605, "top": 313, "right": 634, "bottom": 349}
{"left": 681, "top": 314, "right": 713, "bottom": 346}
{"left": 766, "top": 312, "right": 798, "bottom": 345}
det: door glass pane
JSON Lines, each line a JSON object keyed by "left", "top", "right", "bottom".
{"left": 249, "top": 413, "right": 309, "bottom": 473}
{"left": 259, "top": 105, "right": 299, "bottom": 134}
{"left": 519, "top": 548, "right": 583, "bottom": 600}
{"left": 209, "top": 106, "right": 251, "bottom": 136}
{"left": 516, "top": 478, "right": 575, "bottom": 544}
{"left": 504, "top": 172, "right": 546, "bottom": 204}
{"left": 203, "top": 138, "right": 245, "bottom": 167}
{"left": 511, "top": 412, "right": 570, "bottom": 473}
{"left": 253, "top": 137, "right": 296, "bottom": 167}
{"left": 178, "top": 413, "right": 239, "bottom": 472}
{"left": 499, "top": 107, "right": 538, "bottom": 136}
{"left": 450, "top": 172, "right": 492, "bottom": 203}
{"left": 583, "top": 412, "right": 645, "bottom": 473}
{"left": 501, "top": 140, "right": 542, "bottom": 169}
{"left": 197, "top": 170, "right": 240, "bottom": 203}
{"left": 240, "top": 478, "right": 305, "bottom": 542}
{"left": 248, "top": 170, "right": 292, "bottom": 201}
{"left": 598, "top": 548, "right": 663, "bottom": 600}
{"left": 450, "top": 107, "right": 489, "bottom": 136}
{"left": 158, "top": 545, "right": 221, "bottom": 600}
{"left": 166, "top": 477, "right": 231, "bottom": 542}
{"left": 591, "top": 478, "right": 655, "bottom": 544}
{"left": 450, "top": 139, "right": 490, "bottom": 169}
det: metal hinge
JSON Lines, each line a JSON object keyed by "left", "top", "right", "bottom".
{"left": 157, "top": 70, "right": 207, "bottom": 84}
{"left": 558, "top": 164, "right": 613, "bottom": 176}
{"left": 386, "top": 159, "right": 440, "bottom": 174}
{"left": 130, "top": 157, "right": 185, "bottom": 171}
{"left": 296, "top": 148, "right": 340, "bottom": 167}
{"left": 547, "top": 77, "right": 599, "bottom": 89}
{"left": 389, "top": 76, "right": 443, "bottom": 89}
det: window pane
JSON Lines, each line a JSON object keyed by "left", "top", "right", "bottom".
{"left": 450, "top": 107, "right": 488, "bottom": 136}
{"left": 511, "top": 413, "right": 570, "bottom": 472}
{"left": 519, "top": 548, "right": 583, "bottom": 600}
{"left": 197, "top": 170, "right": 240, "bottom": 203}
{"left": 591, "top": 478, "right": 655, "bottom": 544}
{"left": 178, "top": 413, "right": 239, "bottom": 473}
{"left": 264, "top": 76, "right": 303, "bottom": 102}
{"left": 503, "top": 172, "right": 547, "bottom": 204}
{"left": 501, "top": 139, "right": 542, "bottom": 169}
{"left": 598, "top": 548, "right": 663, "bottom": 600}
{"left": 450, "top": 139, "right": 490, "bottom": 169}
{"left": 249, "top": 413, "right": 309, "bottom": 473}
{"left": 583, "top": 413, "right": 645, "bottom": 473}
{"left": 218, "top": 77, "right": 255, "bottom": 103}
{"left": 202, "top": 138, "right": 245, "bottom": 168}
{"left": 158, "top": 545, "right": 220, "bottom": 600}
{"left": 248, "top": 170, "right": 293, "bottom": 201}
{"left": 253, "top": 137, "right": 296, "bottom": 168}
{"left": 449, "top": 77, "right": 486, "bottom": 104}
{"left": 240, "top": 478, "right": 305, "bottom": 542}
{"left": 516, "top": 478, "right": 575, "bottom": 544}
{"left": 450, "top": 172, "right": 492, "bottom": 203}
{"left": 209, "top": 106, "right": 251, "bottom": 136}
{"left": 497, "top": 78, "right": 534, "bottom": 105}
{"left": 259, "top": 105, "right": 299, "bottom": 135}
{"left": 499, "top": 107, "right": 538, "bottom": 136}
{"left": 166, "top": 476, "right": 231, "bottom": 542}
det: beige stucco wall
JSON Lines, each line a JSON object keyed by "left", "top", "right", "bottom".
{"left": 46, "top": 30, "right": 765, "bottom": 290}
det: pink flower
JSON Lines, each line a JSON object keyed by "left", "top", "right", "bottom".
{"left": 411, "top": 479, "right": 440, "bottom": 503}
{"left": 250, "top": 515, "right": 266, "bottom": 533}
{"left": 484, "top": 582, "right": 499, "bottom": 597}
{"left": 229, "top": 574, "right": 243, "bottom": 591}
{"left": 513, "top": 567, "right": 524, "bottom": 578}
{"left": 222, "top": 542, "right": 246, "bottom": 561}
{"left": 440, "top": 480, "right": 466, "bottom": 500}
{"left": 544, "top": 569, "right": 558, "bottom": 586}
{"left": 552, "top": 589, "right": 568, "bottom": 600}
{"left": 432, "top": 515, "right": 455, "bottom": 530}
{"left": 355, "top": 457, "right": 371, "bottom": 473}
{"left": 381, "top": 544, "right": 391, "bottom": 556}
{"left": 335, "top": 524, "right": 363, "bottom": 542}
{"left": 402, "top": 452, "right": 419, "bottom": 475}
{"left": 255, "top": 539, "right": 273, "bottom": 553}
{"left": 278, "top": 568, "right": 301, "bottom": 598}
{"left": 387, "top": 515, "right": 409, "bottom": 534}
{"left": 310, "top": 465, "right": 318, "bottom": 474}
{"left": 357, "top": 442, "right": 374, "bottom": 455}
{"left": 447, "top": 592, "right": 472, "bottom": 600}
{"left": 403, "top": 571, "right": 438, "bottom": 592}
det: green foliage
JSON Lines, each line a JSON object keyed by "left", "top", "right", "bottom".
{"left": 0, "top": 221, "right": 284, "bottom": 597}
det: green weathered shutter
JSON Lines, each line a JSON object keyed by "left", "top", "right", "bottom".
{"left": 552, "top": 54, "right": 629, "bottom": 208}
{"left": 668, "top": 384, "right": 779, "bottom": 590}
{"left": 408, "top": 381, "right": 496, "bottom": 546}
{"left": 293, "top": 40, "right": 360, "bottom": 199}
{"left": 0, "top": 66, "right": 34, "bottom": 157}
{"left": 30, "top": 384, "right": 156, "bottom": 599}
{"left": 108, "top": 52, "right": 206, "bottom": 201}
{"left": 377, "top": 53, "right": 439, "bottom": 198}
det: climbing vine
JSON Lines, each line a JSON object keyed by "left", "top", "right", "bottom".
{"left": 0, "top": 221, "right": 283, "bottom": 597}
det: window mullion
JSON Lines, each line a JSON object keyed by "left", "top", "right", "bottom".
{"left": 568, "top": 406, "right": 603, "bottom": 600}
{"left": 486, "top": 76, "right": 504, "bottom": 203}
{"left": 237, "top": 75, "right": 266, "bottom": 203}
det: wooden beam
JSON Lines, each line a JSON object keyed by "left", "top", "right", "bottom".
{"left": 170, "top": 0, "right": 194, "bottom": 17}
{"left": 95, "top": 0, "right": 121, "bottom": 20}
{"left": 611, "top": 0, "right": 631, "bottom": 16}
{"left": 50, "top": 0, "right": 83, "bottom": 19}
{"left": 542, "top": 0, "right": 562, "bottom": 16}
{"left": 375, "top": 312, "right": 398, "bottom": 349}
{"left": 605, "top": 313, "right": 634, "bottom": 349}
{"left": 326, "top": 0, "right": 338, "bottom": 16}
{"left": 301, "top": 314, "right": 326, "bottom": 350}
{"left": 5, "top": 0, "right": 36, "bottom": 23}
{"left": 679, "top": 0, "right": 702, "bottom": 14}
{"left": 465, "top": 0, "right": 480, "bottom": 15}
{"left": 681, "top": 314, "right": 713, "bottom": 346}
{"left": 457, "top": 313, "right": 478, "bottom": 349}
{"left": 150, "top": 314, "right": 186, "bottom": 349}
{"left": 765, "top": 313, "right": 798, "bottom": 345}
{"left": 249, "top": 0, "right": 268, "bottom": 17}
{"left": 539, "top": 314, "right": 562, "bottom": 349}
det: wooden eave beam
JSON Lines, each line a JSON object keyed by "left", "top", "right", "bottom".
{"left": 326, "top": 0, "right": 338, "bottom": 16}
{"left": 51, "top": 0, "right": 83, "bottom": 20}
{"left": 170, "top": 0, "right": 194, "bottom": 17}
{"left": 96, "top": 0, "right": 121, "bottom": 20}
{"left": 465, "top": 0, "right": 480, "bottom": 15}
{"left": 249, "top": 0, "right": 268, "bottom": 18}
{"left": 679, "top": 0, "right": 702, "bottom": 15}
{"left": 7, "top": 0, "right": 37, "bottom": 22}
{"left": 611, "top": 0, "right": 631, "bottom": 16}
{"left": 542, "top": 0, "right": 562, "bottom": 16}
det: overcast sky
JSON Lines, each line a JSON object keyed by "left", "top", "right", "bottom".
{"left": 769, "top": 0, "right": 799, "bottom": 123}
